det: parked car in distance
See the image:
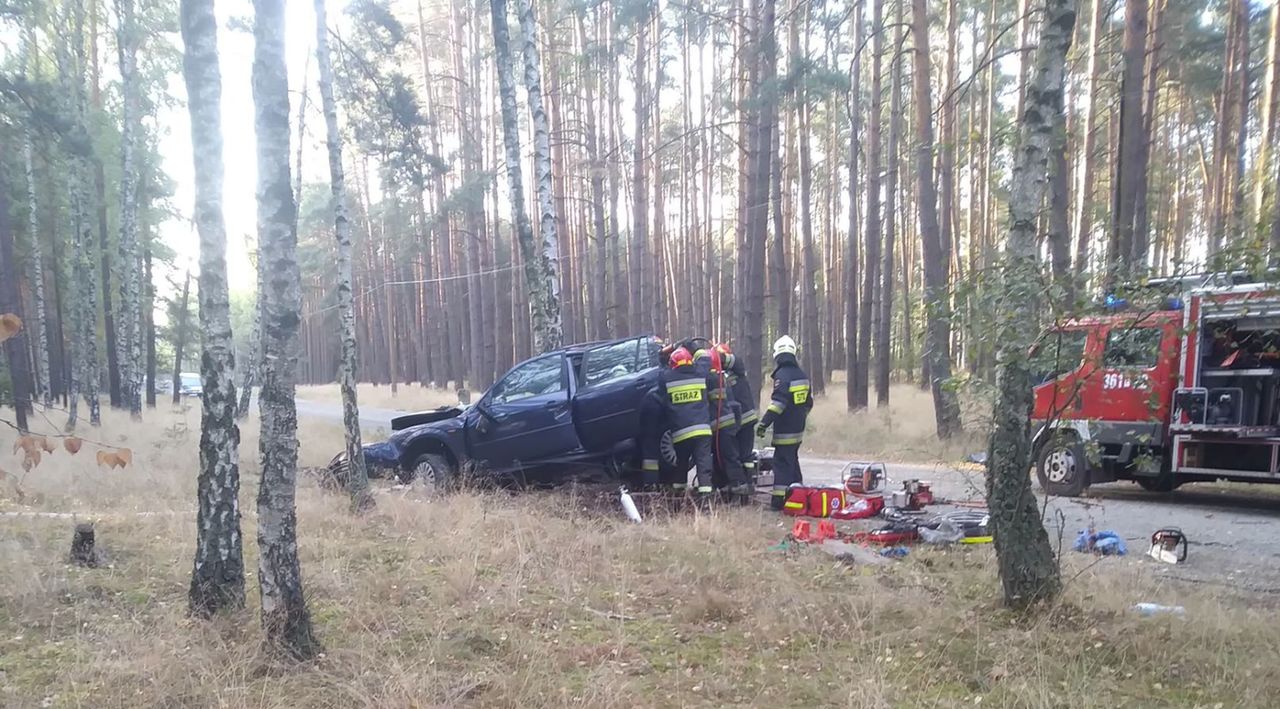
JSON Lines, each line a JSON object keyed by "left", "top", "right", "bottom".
{"left": 178, "top": 372, "right": 203, "bottom": 397}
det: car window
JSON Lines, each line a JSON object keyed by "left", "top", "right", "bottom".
{"left": 1030, "top": 330, "right": 1088, "bottom": 383}
{"left": 1104, "top": 326, "right": 1163, "bottom": 368}
{"left": 583, "top": 339, "right": 641, "bottom": 387}
{"left": 490, "top": 356, "right": 564, "bottom": 404}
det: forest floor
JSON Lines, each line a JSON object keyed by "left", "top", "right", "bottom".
{"left": 3, "top": 404, "right": 1280, "bottom": 707}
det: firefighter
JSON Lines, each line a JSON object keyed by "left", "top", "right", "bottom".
{"left": 695, "top": 347, "right": 752, "bottom": 503}
{"left": 756, "top": 335, "right": 813, "bottom": 510}
{"left": 719, "top": 344, "right": 760, "bottom": 489}
{"left": 661, "top": 346, "right": 716, "bottom": 503}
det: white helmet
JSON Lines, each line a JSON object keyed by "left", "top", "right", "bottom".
{"left": 773, "top": 335, "right": 797, "bottom": 358}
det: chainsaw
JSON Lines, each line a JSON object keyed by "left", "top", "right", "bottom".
{"left": 1147, "top": 527, "right": 1188, "bottom": 564}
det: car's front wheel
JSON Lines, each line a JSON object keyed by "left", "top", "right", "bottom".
{"left": 407, "top": 452, "right": 458, "bottom": 492}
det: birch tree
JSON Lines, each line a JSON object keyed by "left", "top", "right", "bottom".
{"left": 986, "top": 0, "right": 1075, "bottom": 609}
{"left": 115, "top": 0, "right": 144, "bottom": 418}
{"left": 253, "top": 0, "right": 320, "bottom": 659}
{"left": 181, "top": 0, "right": 245, "bottom": 618}
{"left": 516, "top": 0, "right": 564, "bottom": 351}
{"left": 491, "top": 0, "right": 553, "bottom": 353}
{"left": 316, "top": 0, "right": 373, "bottom": 513}
{"left": 21, "top": 27, "right": 52, "bottom": 409}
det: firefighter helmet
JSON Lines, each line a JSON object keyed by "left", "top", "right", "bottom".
{"left": 669, "top": 347, "right": 694, "bottom": 369}
{"left": 773, "top": 335, "right": 798, "bottom": 358}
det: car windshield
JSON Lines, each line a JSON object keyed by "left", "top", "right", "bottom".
{"left": 181, "top": 374, "right": 201, "bottom": 388}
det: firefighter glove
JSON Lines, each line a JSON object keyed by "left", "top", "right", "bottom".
{"left": 756, "top": 423, "right": 769, "bottom": 438}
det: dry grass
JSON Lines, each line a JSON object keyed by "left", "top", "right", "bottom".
{"left": 3, "top": 409, "right": 1279, "bottom": 707}
{"left": 297, "top": 384, "right": 458, "bottom": 412}
{"left": 803, "top": 379, "right": 990, "bottom": 463}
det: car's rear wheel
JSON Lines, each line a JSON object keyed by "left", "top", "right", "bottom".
{"left": 407, "top": 452, "right": 458, "bottom": 492}
{"left": 1036, "top": 437, "right": 1089, "bottom": 497}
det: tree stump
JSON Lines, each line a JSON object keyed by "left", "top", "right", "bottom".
{"left": 70, "top": 523, "right": 100, "bottom": 567}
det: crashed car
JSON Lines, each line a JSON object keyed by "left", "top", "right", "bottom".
{"left": 327, "top": 334, "right": 766, "bottom": 489}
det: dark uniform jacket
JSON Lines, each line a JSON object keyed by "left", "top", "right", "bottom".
{"left": 660, "top": 362, "right": 714, "bottom": 443}
{"left": 758, "top": 353, "right": 812, "bottom": 445}
{"left": 725, "top": 354, "right": 758, "bottom": 427}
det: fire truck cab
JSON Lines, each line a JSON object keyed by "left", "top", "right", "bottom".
{"left": 1031, "top": 276, "right": 1280, "bottom": 497}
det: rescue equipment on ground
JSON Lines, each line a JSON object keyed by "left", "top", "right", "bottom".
{"left": 841, "top": 461, "right": 888, "bottom": 496}
{"left": 887, "top": 479, "right": 934, "bottom": 511}
{"left": 781, "top": 485, "right": 847, "bottom": 517}
{"left": 619, "top": 487, "right": 642, "bottom": 523}
{"left": 1073, "top": 527, "right": 1128, "bottom": 556}
{"left": 1147, "top": 527, "right": 1188, "bottom": 564}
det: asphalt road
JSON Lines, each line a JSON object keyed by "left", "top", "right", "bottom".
{"left": 296, "top": 398, "right": 1280, "bottom": 597}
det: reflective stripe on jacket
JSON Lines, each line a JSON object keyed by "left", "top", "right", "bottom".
{"left": 758, "top": 353, "right": 812, "bottom": 439}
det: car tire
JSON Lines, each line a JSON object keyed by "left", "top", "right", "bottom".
{"left": 1035, "top": 437, "right": 1089, "bottom": 497}
{"left": 659, "top": 430, "right": 678, "bottom": 467}
{"left": 321, "top": 453, "right": 349, "bottom": 491}
{"left": 407, "top": 452, "right": 457, "bottom": 492}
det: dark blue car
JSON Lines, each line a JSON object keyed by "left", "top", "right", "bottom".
{"left": 350, "top": 335, "right": 663, "bottom": 488}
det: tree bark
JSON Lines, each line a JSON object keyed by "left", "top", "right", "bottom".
{"left": 172, "top": 269, "right": 191, "bottom": 406}
{"left": 845, "top": 0, "right": 863, "bottom": 412}
{"left": 910, "top": 0, "right": 962, "bottom": 438}
{"left": 115, "top": 0, "right": 144, "bottom": 419}
{"left": 1071, "top": 0, "right": 1104, "bottom": 286}
{"left": 0, "top": 148, "right": 32, "bottom": 433}
{"left": 315, "top": 0, "right": 373, "bottom": 514}
{"left": 986, "top": 0, "right": 1073, "bottom": 609}
{"left": 253, "top": 0, "right": 320, "bottom": 659}
{"left": 516, "top": 0, "right": 565, "bottom": 351}
{"left": 796, "top": 12, "right": 824, "bottom": 395}
{"left": 1256, "top": 4, "right": 1280, "bottom": 247}
{"left": 856, "top": 0, "right": 883, "bottom": 411}
{"left": 21, "top": 28, "right": 51, "bottom": 409}
{"left": 744, "top": 0, "right": 778, "bottom": 384}
{"left": 181, "top": 0, "right": 245, "bottom": 618}
{"left": 878, "top": 0, "right": 903, "bottom": 407}
{"left": 1109, "top": 0, "right": 1147, "bottom": 279}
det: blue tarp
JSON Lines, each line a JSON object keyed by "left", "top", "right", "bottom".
{"left": 1073, "top": 529, "right": 1127, "bottom": 556}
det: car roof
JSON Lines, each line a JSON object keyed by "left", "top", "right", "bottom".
{"left": 558, "top": 335, "right": 655, "bottom": 356}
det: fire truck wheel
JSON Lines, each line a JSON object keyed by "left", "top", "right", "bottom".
{"left": 1036, "top": 438, "right": 1088, "bottom": 497}
{"left": 1136, "top": 468, "right": 1181, "bottom": 492}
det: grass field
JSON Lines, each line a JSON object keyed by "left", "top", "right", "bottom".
{"left": 4, "top": 405, "right": 1280, "bottom": 707}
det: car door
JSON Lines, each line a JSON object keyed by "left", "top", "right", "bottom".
{"left": 468, "top": 354, "right": 581, "bottom": 470}
{"left": 572, "top": 337, "right": 657, "bottom": 451}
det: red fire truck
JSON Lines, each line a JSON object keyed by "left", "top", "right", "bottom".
{"left": 1031, "top": 275, "right": 1280, "bottom": 496}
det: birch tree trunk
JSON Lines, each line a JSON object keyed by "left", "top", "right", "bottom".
{"left": 910, "top": 0, "right": 962, "bottom": 438}
{"left": 491, "top": 0, "right": 556, "bottom": 355}
{"left": 986, "top": 0, "right": 1073, "bottom": 609}
{"left": 172, "top": 269, "right": 191, "bottom": 406}
{"left": 115, "top": 0, "right": 144, "bottom": 419}
{"left": 71, "top": 0, "right": 102, "bottom": 428}
{"left": 253, "top": 0, "right": 320, "bottom": 659}
{"left": 516, "top": 0, "right": 564, "bottom": 351}
{"left": 23, "top": 132, "right": 51, "bottom": 410}
{"left": 315, "top": 0, "right": 373, "bottom": 514}
{"left": 181, "top": 0, "right": 245, "bottom": 618}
